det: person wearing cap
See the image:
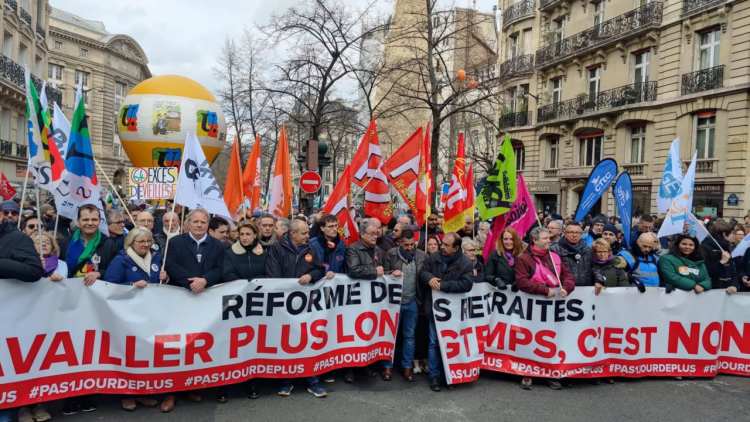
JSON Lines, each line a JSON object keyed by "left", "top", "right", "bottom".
{"left": 582, "top": 214, "right": 608, "bottom": 247}
{"left": 601, "top": 224, "right": 625, "bottom": 256}
{"left": 1, "top": 200, "right": 20, "bottom": 224}
{"left": 40, "top": 203, "right": 56, "bottom": 231}
{"left": 551, "top": 221, "right": 593, "bottom": 287}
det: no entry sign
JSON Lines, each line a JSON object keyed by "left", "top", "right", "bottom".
{"left": 300, "top": 171, "right": 322, "bottom": 193}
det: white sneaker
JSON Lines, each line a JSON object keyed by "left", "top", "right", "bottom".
{"left": 32, "top": 404, "right": 52, "bottom": 422}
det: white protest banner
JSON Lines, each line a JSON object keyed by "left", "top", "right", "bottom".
{"left": 433, "top": 285, "right": 750, "bottom": 384}
{"left": 0, "top": 275, "right": 400, "bottom": 409}
{"left": 129, "top": 167, "right": 178, "bottom": 199}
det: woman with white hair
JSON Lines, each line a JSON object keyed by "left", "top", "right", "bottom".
{"left": 462, "top": 237, "right": 484, "bottom": 283}
{"left": 104, "top": 227, "right": 167, "bottom": 287}
{"left": 30, "top": 231, "right": 67, "bottom": 281}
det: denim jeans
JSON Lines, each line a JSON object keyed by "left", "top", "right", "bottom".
{"left": 0, "top": 410, "right": 9, "bottom": 422}
{"left": 428, "top": 317, "right": 441, "bottom": 378}
{"left": 282, "top": 376, "right": 319, "bottom": 387}
{"left": 383, "top": 300, "right": 418, "bottom": 369}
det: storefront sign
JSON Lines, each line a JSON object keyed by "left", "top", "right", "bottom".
{"left": 528, "top": 183, "right": 561, "bottom": 195}
{"left": 728, "top": 194, "right": 739, "bottom": 206}
{"left": 694, "top": 185, "right": 723, "bottom": 195}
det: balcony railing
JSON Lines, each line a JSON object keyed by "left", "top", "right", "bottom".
{"left": 20, "top": 7, "right": 30, "bottom": 24}
{"left": 681, "top": 65, "right": 724, "bottom": 95}
{"left": 0, "top": 55, "right": 62, "bottom": 106}
{"left": 539, "top": 0, "right": 562, "bottom": 11}
{"left": 36, "top": 23, "right": 45, "bottom": 39}
{"left": 499, "top": 111, "right": 532, "bottom": 130}
{"left": 500, "top": 55, "right": 534, "bottom": 79}
{"left": 503, "top": 0, "right": 535, "bottom": 29}
{"left": 536, "top": 2, "right": 663, "bottom": 68}
{"left": 684, "top": 158, "right": 718, "bottom": 174}
{"left": 621, "top": 163, "right": 647, "bottom": 176}
{"left": 560, "top": 166, "right": 595, "bottom": 178}
{"left": 538, "top": 81, "right": 657, "bottom": 123}
{"left": 0, "top": 140, "right": 11, "bottom": 155}
{"left": 683, "top": 0, "right": 723, "bottom": 15}
{"left": 543, "top": 168, "right": 559, "bottom": 178}
{"left": 4, "top": 0, "right": 16, "bottom": 12}
{"left": 16, "top": 143, "right": 26, "bottom": 158}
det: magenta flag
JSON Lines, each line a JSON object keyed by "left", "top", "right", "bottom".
{"left": 504, "top": 174, "right": 538, "bottom": 237}
{"left": 482, "top": 214, "right": 505, "bottom": 257}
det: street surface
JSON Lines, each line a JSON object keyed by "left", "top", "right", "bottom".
{"left": 29, "top": 372, "right": 750, "bottom": 422}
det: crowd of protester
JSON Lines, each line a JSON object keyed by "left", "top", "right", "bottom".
{"left": 1, "top": 195, "right": 749, "bottom": 421}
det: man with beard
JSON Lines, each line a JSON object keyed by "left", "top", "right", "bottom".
{"left": 582, "top": 214, "right": 608, "bottom": 247}
{"left": 618, "top": 233, "right": 660, "bottom": 290}
{"left": 420, "top": 208, "right": 445, "bottom": 242}
{"left": 456, "top": 214, "right": 475, "bottom": 239}
{"left": 550, "top": 221, "right": 593, "bottom": 286}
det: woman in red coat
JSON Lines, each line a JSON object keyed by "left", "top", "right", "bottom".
{"left": 514, "top": 227, "right": 576, "bottom": 391}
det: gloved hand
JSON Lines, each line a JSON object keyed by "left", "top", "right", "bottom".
{"left": 593, "top": 268, "right": 606, "bottom": 285}
{"left": 495, "top": 279, "right": 507, "bottom": 290}
{"left": 665, "top": 284, "right": 675, "bottom": 294}
{"left": 511, "top": 282, "right": 519, "bottom": 293}
{"left": 633, "top": 280, "right": 646, "bottom": 293}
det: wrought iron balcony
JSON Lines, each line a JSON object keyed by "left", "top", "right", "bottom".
{"left": 15, "top": 143, "right": 26, "bottom": 158}
{"left": 537, "top": 81, "right": 657, "bottom": 124}
{"left": 20, "top": 7, "right": 30, "bottom": 24}
{"left": 503, "top": 0, "right": 535, "bottom": 29}
{"left": 499, "top": 55, "right": 534, "bottom": 79}
{"left": 682, "top": 0, "right": 723, "bottom": 15}
{"left": 0, "top": 54, "right": 63, "bottom": 106}
{"left": 499, "top": 111, "right": 532, "bottom": 130}
{"left": 681, "top": 65, "right": 724, "bottom": 95}
{"left": 0, "top": 140, "right": 11, "bottom": 155}
{"left": 4, "top": 0, "right": 16, "bottom": 12}
{"left": 36, "top": 23, "right": 45, "bottom": 39}
{"left": 536, "top": 2, "right": 663, "bottom": 69}
{"left": 539, "top": 0, "right": 563, "bottom": 12}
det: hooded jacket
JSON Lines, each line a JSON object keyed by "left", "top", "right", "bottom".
{"left": 0, "top": 220, "right": 43, "bottom": 281}
{"left": 551, "top": 237, "right": 593, "bottom": 286}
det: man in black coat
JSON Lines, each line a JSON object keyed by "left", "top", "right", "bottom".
{"left": 701, "top": 220, "right": 738, "bottom": 293}
{"left": 419, "top": 232, "right": 474, "bottom": 392}
{"left": 0, "top": 209, "right": 43, "bottom": 281}
{"left": 265, "top": 219, "right": 331, "bottom": 398}
{"left": 59, "top": 204, "right": 119, "bottom": 283}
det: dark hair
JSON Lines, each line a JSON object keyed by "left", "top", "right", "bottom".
{"left": 640, "top": 215, "right": 654, "bottom": 223}
{"left": 709, "top": 221, "right": 734, "bottom": 239}
{"left": 258, "top": 213, "right": 276, "bottom": 222}
{"left": 444, "top": 232, "right": 461, "bottom": 248}
{"left": 669, "top": 235, "right": 705, "bottom": 261}
{"left": 565, "top": 221, "right": 582, "bottom": 229}
{"left": 77, "top": 204, "right": 99, "bottom": 219}
{"left": 21, "top": 215, "right": 39, "bottom": 230}
{"left": 209, "top": 216, "right": 229, "bottom": 231}
{"left": 401, "top": 228, "right": 415, "bottom": 240}
{"left": 319, "top": 214, "right": 338, "bottom": 227}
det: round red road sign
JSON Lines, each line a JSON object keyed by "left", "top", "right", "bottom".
{"left": 299, "top": 171, "right": 322, "bottom": 193}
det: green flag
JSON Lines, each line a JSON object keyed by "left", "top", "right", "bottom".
{"left": 477, "top": 134, "right": 517, "bottom": 220}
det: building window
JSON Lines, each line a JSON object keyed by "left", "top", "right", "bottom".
{"left": 48, "top": 64, "right": 63, "bottom": 80}
{"left": 115, "top": 82, "right": 125, "bottom": 112}
{"left": 695, "top": 113, "right": 715, "bottom": 159}
{"left": 515, "top": 145, "right": 525, "bottom": 170}
{"left": 579, "top": 134, "right": 603, "bottom": 166}
{"left": 54, "top": 41, "right": 62, "bottom": 51}
{"left": 507, "top": 34, "right": 519, "bottom": 59}
{"left": 18, "top": 45, "right": 27, "bottom": 67}
{"left": 587, "top": 66, "right": 601, "bottom": 98}
{"left": 325, "top": 185, "right": 330, "bottom": 195}
{"left": 630, "top": 125, "right": 646, "bottom": 163}
{"left": 698, "top": 28, "right": 720, "bottom": 70}
{"left": 553, "top": 19, "right": 565, "bottom": 43}
{"left": 3, "top": 35, "right": 12, "bottom": 58}
{"left": 551, "top": 78, "right": 562, "bottom": 105}
{"left": 74, "top": 70, "right": 89, "bottom": 87}
{"left": 507, "top": 87, "right": 516, "bottom": 112}
{"left": 16, "top": 115, "right": 25, "bottom": 146}
{"left": 548, "top": 137, "right": 559, "bottom": 169}
{"left": 325, "top": 170, "right": 331, "bottom": 182}
{"left": 80, "top": 48, "right": 88, "bottom": 58}
{"left": 633, "top": 50, "right": 650, "bottom": 84}
{"left": 523, "top": 29, "right": 532, "bottom": 55}
{"left": 593, "top": 1, "right": 605, "bottom": 27}
{"left": 113, "top": 144, "right": 123, "bottom": 157}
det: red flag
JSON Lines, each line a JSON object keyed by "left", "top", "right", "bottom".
{"left": 242, "top": 135, "right": 262, "bottom": 210}
{"left": 465, "top": 162, "right": 475, "bottom": 222}
{"left": 443, "top": 133, "right": 469, "bottom": 234}
{"left": 323, "top": 165, "right": 359, "bottom": 245}
{"left": 381, "top": 128, "right": 422, "bottom": 216}
{"left": 0, "top": 172, "right": 17, "bottom": 200}
{"left": 415, "top": 123, "right": 432, "bottom": 227}
{"left": 223, "top": 136, "right": 245, "bottom": 218}
{"left": 350, "top": 117, "right": 391, "bottom": 224}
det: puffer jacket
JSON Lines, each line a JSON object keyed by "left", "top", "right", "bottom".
{"left": 309, "top": 235, "right": 347, "bottom": 274}
{"left": 345, "top": 239, "right": 386, "bottom": 280}
{"left": 0, "top": 220, "right": 44, "bottom": 281}
{"left": 104, "top": 249, "right": 164, "bottom": 285}
{"left": 551, "top": 238, "right": 593, "bottom": 286}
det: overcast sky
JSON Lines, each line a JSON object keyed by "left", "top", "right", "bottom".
{"left": 53, "top": 0, "right": 499, "bottom": 99}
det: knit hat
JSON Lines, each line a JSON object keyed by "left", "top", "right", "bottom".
{"left": 592, "top": 214, "right": 608, "bottom": 226}
{"left": 1, "top": 200, "right": 19, "bottom": 213}
{"left": 603, "top": 223, "right": 619, "bottom": 235}
{"left": 40, "top": 204, "right": 53, "bottom": 216}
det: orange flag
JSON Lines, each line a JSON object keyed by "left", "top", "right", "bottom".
{"left": 223, "top": 136, "right": 245, "bottom": 219}
{"left": 268, "top": 124, "right": 293, "bottom": 219}
{"left": 443, "top": 133, "right": 469, "bottom": 234}
{"left": 323, "top": 165, "right": 359, "bottom": 245}
{"left": 242, "top": 135, "right": 262, "bottom": 210}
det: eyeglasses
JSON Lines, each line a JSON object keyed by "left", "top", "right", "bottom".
{"left": 465, "top": 248, "right": 477, "bottom": 253}
{"left": 565, "top": 231, "right": 582, "bottom": 235}
{"left": 363, "top": 231, "right": 378, "bottom": 236}
{"left": 134, "top": 239, "right": 152, "bottom": 245}
{"left": 5, "top": 211, "right": 19, "bottom": 216}
{"left": 111, "top": 220, "right": 126, "bottom": 226}
{"left": 26, "top": 224, "right": 38, "bottom": 230}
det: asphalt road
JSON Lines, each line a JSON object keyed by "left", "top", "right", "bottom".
{"left": 19, "top": 372, "right": 750, "bottom": 422}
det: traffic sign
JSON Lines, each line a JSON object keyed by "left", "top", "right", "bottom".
{"left": 299, "top": 171, "right": 322, "bottom": 193}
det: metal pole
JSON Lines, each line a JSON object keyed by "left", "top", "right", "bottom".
{"left": 35, "top": 190, "right": 43, "bottom": 260}
{"left": 160, "top": 199, "right": 179, "bottom": 284}
{"left": 53, "top": 213, "right": 59, "bottom": 241}
{"left": 93, "top": 158, "right": 134, "bottom": 223}
{"left": 17, "top": 170, "right": 29, "bottom": 229}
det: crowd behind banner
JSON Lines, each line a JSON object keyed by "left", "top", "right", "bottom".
{"left": 1, "top": 191, "right": 750, "bottom": 420}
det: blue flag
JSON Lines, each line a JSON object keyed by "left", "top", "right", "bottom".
{"left": 613, "top": 172, "right": 632, "bottom": 247}
{"left": 574, "top": 158, "right": 618, "bottom": 221}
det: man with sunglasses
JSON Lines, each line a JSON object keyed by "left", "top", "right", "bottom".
{"left": 21, "top": 215, "right": 41, "bottom": 237}
{"left": 1, "top": 200, "right": 20, "bottom": 224}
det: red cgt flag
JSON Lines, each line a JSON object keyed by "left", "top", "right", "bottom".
{"left": 323, "top": 165, "right": 359, "bottom": 246}
{"left": 0, "top": 172, "right": 17, "bottom": 200}
{"left": 381, "top": 127, "right": 422, "bottom": 218}
{"left": 443, "top": 133, "right": 469, "bottom": 234}
{"left": 350, "top": 116, "right": 391, "bottom": 224}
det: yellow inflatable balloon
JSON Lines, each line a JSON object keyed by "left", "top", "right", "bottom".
{"left": 118, "top": 75, "right": 227, "bottom": 168}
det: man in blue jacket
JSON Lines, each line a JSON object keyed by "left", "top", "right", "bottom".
{"left": 309, "top": 213, "right": 346, "bottom": 274}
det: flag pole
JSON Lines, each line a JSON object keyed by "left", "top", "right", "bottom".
{"left": 53, "top": 213, "right": 59, "bottom": 241}
{"left": 93, "top": 158, "right": 133, "bottom": 223}
{"left": 352, "top": 168, "right": 382, "bottom": 201}
{"left": 17, "top": 170, "right": 29, "bottom": 229}
{"left": 160, "top": 198, "right": 179, "bottom": 284}
{"left": 35, "top": 190, "right": 43, "bottom": 259}
{"left": 535, "top": 213, "right": 562, "bottom": 285}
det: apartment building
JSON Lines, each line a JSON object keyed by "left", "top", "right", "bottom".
{"left": 0, "top": 0, "right": 61, "bottom": 188}
{"left": 47, "top": 7, "right": 150, "bottom": 194}
{"left": 498, "top": 0, "right": 749, "bottom": 219}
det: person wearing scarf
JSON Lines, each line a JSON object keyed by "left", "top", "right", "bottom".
{"left": 485, "top": 227, "right": 525, "bottom": 288}
{"left": 551, "top": 221, "right": 594, "bottom": 286}
{"left": 591, "top": 239, "right": 629, "bottom": 295}
{"left": 31, "top": 232, "right": 68, "bottom": 282}
{"left": 59, "top": 204, "right": 120, "bottom": 288}
{"left": 153, "top": 211, "right": 182, "bottom": 252}
{"left": 309, "top": 214, "right": 346, "bottom": 274}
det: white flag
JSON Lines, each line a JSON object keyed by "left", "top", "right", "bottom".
{"left": 174, "top": 132, "right": 232, "bottom": 220}
{"left": 686, "top": 212, "right": 709, "bottom": 243}
{"left": 52, "top": 102, "right": 71, "bottom": 162}
{"left": 658, "top": 152, "right": 696, "bottom": 239}
{"left": 657, "top": 138, "right": 683, "bottom": 214}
